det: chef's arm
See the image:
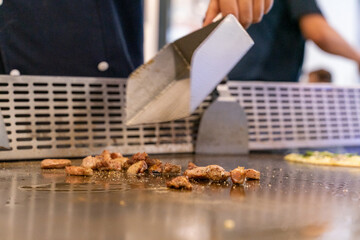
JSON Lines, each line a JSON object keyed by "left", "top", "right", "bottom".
{"left": 300, "top": 14, "right": 360, "bottom": 64}
{"left": 203, "top": 0, "right": 274, "bottom": 28}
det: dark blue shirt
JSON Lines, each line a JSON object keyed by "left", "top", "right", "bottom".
{"left": 228, "top": 0, "right": 322, "bottom": 82}
{"left": 0, "top": 0, "right": 143, "bottom": 77}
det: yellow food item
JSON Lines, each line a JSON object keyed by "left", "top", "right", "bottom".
{"left": 284, "top": 151, "right": 360, "bottom": 167}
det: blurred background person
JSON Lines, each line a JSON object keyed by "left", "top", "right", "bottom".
{"left": 227, "top": 0, "right": 360, "bottom": 82}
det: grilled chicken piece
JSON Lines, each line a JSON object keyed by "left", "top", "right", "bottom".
{"left": 245, "top": 169, "right": 260, "bottom": 180}
{"left": 100, "top": 150, "right": 112, "bottom": 161}
{"left": 206, "top": 165, "right": 230, "bottom": 181}
{"left": 230, "top": 167, "right": 246, "bottom": 184}
{"left": 127, "top": 161, "right": 148, "bottom": 175}
{"left": 148, "top": 162, "right": 181, "bottom": 175}
{"left": 113, "top": 157, "right": 129, "bottom": 166}
{"left": 110, "top": 152, "right": 123, "bottom": 159}
{"left": 122, "top": 159, "right": 135, "bottom": 170}
{"left": 145, "top": 158, "right": 162, "bottom": 167}
{"left": 184, "top": 165, "right": 230, "bottom": 182}
{"left": 81, "top": 156, "right": 102, "bottom": 169}
{"left": 166, "top": 176, "right": 192, "bottom": 190}
{"left": 123, "top": 152, "right": 161, "bottom": 169}
{"left": 184, "top": 166, "right": 208, "bottom": 180}
{"left": 87, "top": 150, "right": 127, "bottom": 171}
{"left": 122, "top": 152, "right": 148, "bottom": 169}
{"left": 41, "top": 159, "right": 71, "bottom": 169}
{"left": 132, "top": 152, "right": 149, "bottom": 161}
{"left": 187, "top": 162, "right": 197, "bottom": 170}
{"left": 148, "top": 163, "right": 163, "bottom": 175}
{"left": 96, "top": 157, "right": 129, "bottom": 171}
{"left": 163, "top": 163, "right": 181, "bottom": 174}
{"left": 65, "top": 166, "right": 93, "bottom": 176}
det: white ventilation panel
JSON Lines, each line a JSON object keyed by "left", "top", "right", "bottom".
{"left": 0, "top": 76, "right": 211, "bottom": 160}
{"left": 227, "top": 81, "right": 360, "bottom": 150}
{"left": 2, "top": 77, "right": 359, "bottom": 159}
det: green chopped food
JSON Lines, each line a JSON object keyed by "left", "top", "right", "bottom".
{"left": 303, "top": 151, "right": 315, "bottom": 157}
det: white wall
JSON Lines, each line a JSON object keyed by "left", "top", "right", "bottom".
{"left": 302, "top": 0, "right": 360, "bottom": 85}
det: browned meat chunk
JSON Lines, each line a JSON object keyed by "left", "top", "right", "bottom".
{"left": 163, "top": 163, "right": 181, "bottom": 174}
{"left": 122, "top": 157, "right": 135, "bottom": 170}
{"left": 122, "top": 152, "right": 148, "bottom": 169}
{"left": 149, "top": 163, "right": 181, "bottom": 175}
{"left": 110, "top": 152, "right": 123, "bottom": 159}
{"left": 187, "top": 162, "right": 197, "bottom": 170}
{"left": 148, "top": 163, "right": 163, "bottom": 174}
{"left": 81, "top": 156, "right": 102, "bottom": 169}
{"left": 166, "top": 176, "right": 192, "bottom": 190}
{"left": 184, "top": 165, "right": 230, "bottom": 182}
{"left": 65, "top": 166, "right": 93, "bottom": 176}
{"left": 245, "top": 169, "right": 260, "bottom": 180}
{"left": 184, "top": 167, "right": 208, "bottom": 180}
{"left": 41, "top": 159, "right": 71, "bottom": 169}
{"left": 206, "top": 165, "right": 230, "bottom": 181}
{"left": 96, "top": 157, "right": 129, "bottom": 171}
{"left": 122, "top": 161, "right": 133, "bottom": 170}
{"left": 113, "top": 157, "right": 129, "bottom": 165}
{"left": 132, "top": 152, "right": 149, "bottom": 161}
{"left": 230, "top": 167, "right": 246, "bottom": 184}
{"left": 145, "top": 158, "right": 162, "bottom": 167}
{"left": 100, "top": 150, "right": 112, "bottom": 161}
{"left": 127, "top": 161, "right": 148, "bottom": 175}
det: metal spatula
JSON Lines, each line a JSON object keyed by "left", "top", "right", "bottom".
{"left": 0, "top": 110, "right": 10, "bottom": 149}
{"left": 126, "top": 14, "right": 254, "bottom": 125}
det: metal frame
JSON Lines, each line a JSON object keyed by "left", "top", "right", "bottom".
{"left": 0, "top": 75, "right": 211, "bottom": 160}
{"left": 2, "top": 76, "right": 360, "bottom": 160}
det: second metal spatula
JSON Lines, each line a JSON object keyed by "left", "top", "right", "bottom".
{"left": 126, "top": 14, "right": 254, "bottom": 125}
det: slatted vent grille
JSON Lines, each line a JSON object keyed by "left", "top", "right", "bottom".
{"left": 0, "top": 76, "right": 210, "bottom": 160}
{"left": 227, "top": 81, "right": 360, "bottom": 149}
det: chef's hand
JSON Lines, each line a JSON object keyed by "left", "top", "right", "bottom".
{"left": 203, "top": 0, "right": 274, "bottom": 29}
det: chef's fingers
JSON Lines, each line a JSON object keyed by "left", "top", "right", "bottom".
{"left": 204, "top": 0, "right": 273, "bottom": 28}
{"left": 264, "top": 0, "right": 274, "bottom": 14}
{"left": 252, "top": 0, "right": 264, "bottom": 23}
{"left": 219, "top": 0, "right": 239, "bottom": 20}
{"left": 203, "top": 0, "right": 220, "bottom": 26}
{"left": 238, "top": 0, "right": 253, "bottom": 29}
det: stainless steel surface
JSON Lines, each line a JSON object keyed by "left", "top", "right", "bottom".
{"left": 195, "top": 98, "right": 248, "bottom": 154}
{"left": 196, "top": 84, "right": 248, "bottom": 154}
{"left": 1, "top": 153, "right": 360, "bottom": 240}
{"left": 4, "top": 76, "right": 360, "bottom": 160}
{"left": 0, "top": 110, "right": 10, "bottom": 149}
{"left": 126, "top": 15, "right": 253, "bottom": 125}
{"left": 0, "top": 75, "right": 211, "bottom": 160}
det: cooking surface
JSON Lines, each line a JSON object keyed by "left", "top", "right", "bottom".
{"left": 1, "top": 153, "right": 360, "bottom": 240}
